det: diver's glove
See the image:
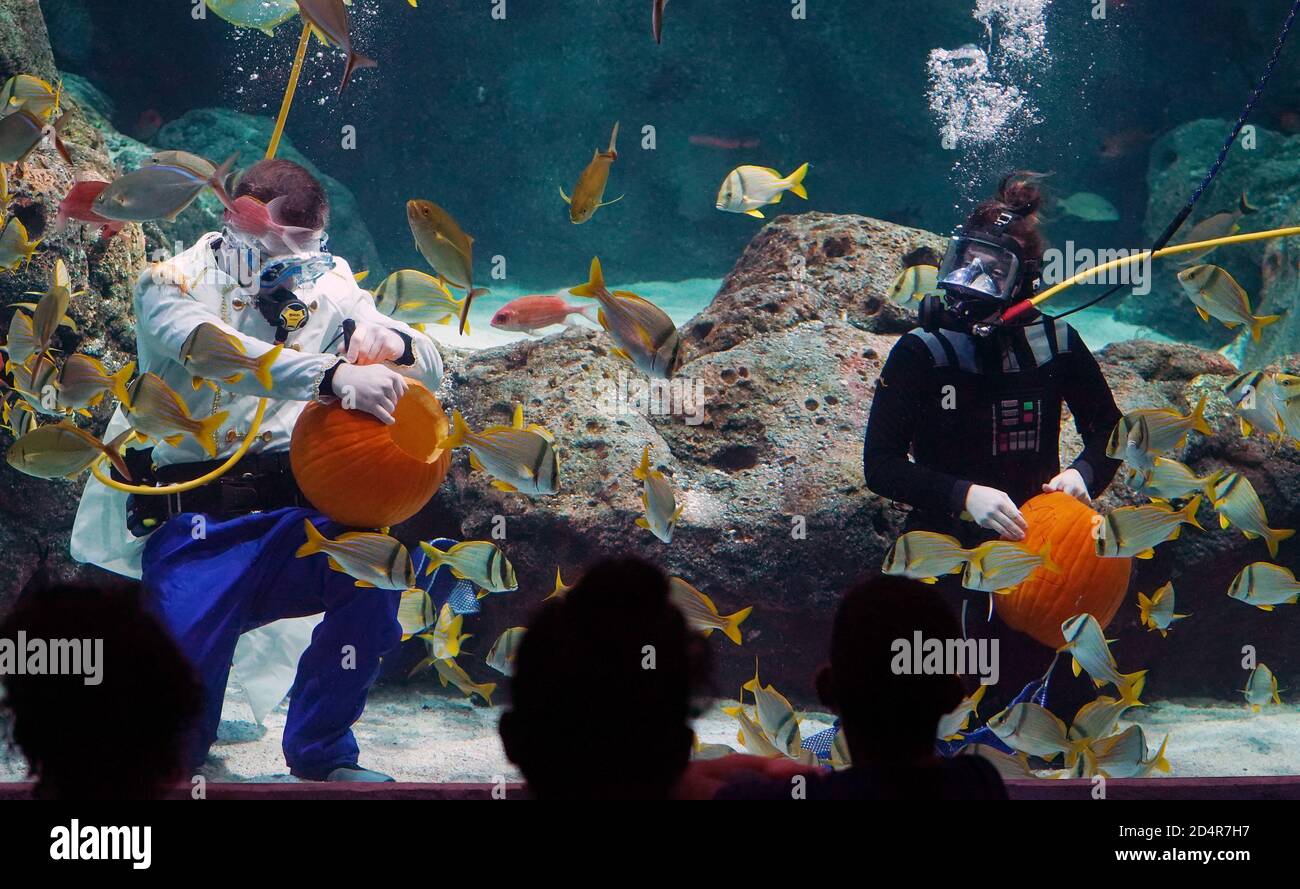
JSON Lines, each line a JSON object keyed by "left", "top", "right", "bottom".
{"left": 346, "top": 322, "right": 408, "bottom": 366}
{"left": 964, "top": 484, "right": 1028, "bottom": 541}
{"left": 330, "top": 362, "right": 410, "bottom": 425}
{"left": 1041, "top": 467, "right": 1091, "bottom": 505}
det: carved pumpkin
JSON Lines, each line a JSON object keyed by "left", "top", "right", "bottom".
{"left": 290, "top": 382, "right": 450, "bottom": 529}
{"left": 997, "top": 492, "right": 1133, "bottom": 648}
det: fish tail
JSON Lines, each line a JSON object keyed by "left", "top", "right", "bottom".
{"left": 444, "top": 409, "right": 471, "bottom": 450}
{"left": 1137, "top": 593, "right": 1153, "bottom": 627}
{"left": 607, "top": 121, "right": 620, "bottom": 156}
{"left": 1120, "top": 670, "right": 1148, "bottom": 706}
{"left": 1188, "top": 394, "right": 1212, "bottom": 435}
{"left": 634, "top": 444, "right": 651, "bottom": 480}
{"left": 194, "top": 409, "right": 229, "bottom": 458}
{"left": 1151, "top": 735, "right": 1171, "bottom": 774}
{"left": 109, "top": 361, "right": 135, "bottom": 406}
{"left": 458, "top": 288, "right": 487, "bottom": 336}
{"left": 208, "top": 153, "right": 239, "bottom": 209}
{"left": 1181, "top": 494, "right": 1205, "bottom": 530}
{"left": 784, "top": 162, "right": 810, "bottom": 199}
{"left": 1240, "top": 192, "right": 1257, "bottom": 214}
{"left": 569, "top": 257, "right": 606, "bottom": 298}
{"left": 295, "top": 519, "right": 326, "bottom": 558}
{"left": 339, "top": 50, "right": 379, "bottom": 98}
{"left": 418, "top": 541, "right": 447, "bottom": 576}
{"left": 1265, "top": 527, "right": 1295, "bottom": 559}
{"left": 742, "top": 657, "right": 761, "bottom": 693}
{"left": 1250, "top": 313, "right": 1283, "bottom": 342}
{"left": 1038, "top": 540, "right": 1061, "bottom": 574}
{"left": 721, "top": 606, "right": 753, "bottom": 645}
{"left": 101, "top": 428, "right": 136, "bottom": 482}
{"left": 254, "top": 343, "right": 283, "bottom": 391}
{"left": 475, "top": 682, "right": 497, "bottom": 705}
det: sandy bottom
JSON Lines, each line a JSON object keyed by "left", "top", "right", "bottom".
{"left": 4, "top": 690, "right": 1299, "bottom": 783}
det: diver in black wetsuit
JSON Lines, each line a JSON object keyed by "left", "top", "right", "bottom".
{"left": 863, "top": 173, "right": 1123, "bottom": 716}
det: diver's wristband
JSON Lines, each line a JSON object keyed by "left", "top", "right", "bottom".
{"left": 320, "top": 359, "right": 345, "bottom": 398}
{"left": 391, "top": 330, "right": 415, "bottom": 366}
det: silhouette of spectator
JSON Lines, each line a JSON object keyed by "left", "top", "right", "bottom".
{"left": 0, "top": 577, "right": 202, "bottom": 799}
{"left": 499, "top": 557, "right": 710, "bottom": 799}
{"left": 719, "top": 574, "right": 1007, "bottom": 800}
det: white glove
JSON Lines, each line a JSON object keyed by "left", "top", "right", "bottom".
{"left": 331, "top": 362, "right": 409, "bottom": 425}
{"left": 1042, "top": 467, "right": 1091, "bottom": 504}
{"left": 964, "top": 484, "right": 1028, "bottom": 540}
{"left": 346, "top": 322, "right": 406, "bottom": 366}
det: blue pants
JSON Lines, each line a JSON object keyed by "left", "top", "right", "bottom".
{"left": 141, "top": 507, "right": 401, "bottom": 778}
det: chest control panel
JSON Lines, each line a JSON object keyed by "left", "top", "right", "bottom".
{"left": 992, "top": 394, "right": 1042, "bottom": 456}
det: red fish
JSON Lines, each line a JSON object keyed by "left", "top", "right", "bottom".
{"left": 490, "top": 295, "right": 597, "bottom": 335}
{"left": 56, "top": 180, "right": 125, "bottom": 240}
{"left": 219, "top": 194, "right": 317, "bottom": 249}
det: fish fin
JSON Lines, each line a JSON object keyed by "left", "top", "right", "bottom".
{"left": 597, "top": 194, "right": 625, "bottom": 208}
{"left": 1266, "top": 527, "right": 1295, "bottom": 559}
{"left": 1251, "top": 314, "right": 1283, "bottom": 342}
{"left": 1240, "top": 418, "right": 1253, "bottom": 436}
{"left": 558, "top": 184, "right": 572, "bottom": 206}
{"left": 635, "top": 517, "right": 649, "bottom": 529}
{"left": 163, "top": 434, "right": 184, "bottom": 446}
{"left": 1258, "top": 604, "right": 1275, "bottom": 613}
{"left": 511, "top": 403, "right": 524, "bottom": 429}
{"left": 569, "top": 257, "right": 605, "bottom": 298}
{"left": 1038, "top": 540, "right": 1061, "bottom": 574}
{"left": 109, "top": 361, "right": 135, "bottom": 405}
{"left": 194, "top": 409, "right": 229, "bottom": 458}
{"left": 919, "top": 576, "right": 937, "bottom": 584}
{"left": 1195, "top": 306, "right": 1210, "bottom": 322}
{"left": 467, "top": 451, "right": 484, "bottom": 472}
{"left": 1219, "top": 512, "right": 1231, "bottom": 530}
{"left": 491, "top": 480, "right": 519, "bottom": 493}
{"left": 1136, "top": 548, "right": 1156, "bottom": 559}
{"left": 745, "top": 209, "right": 765, "bottom": 219}
{"left": 445, "top": 409, "right": 470, "bottom": 450}
{"left": 295, "top": 519, "right": 326, "bottom": 558}
{"left": 355, "top": 580, "right": 376, "bottom": 588}
{"left": 610, "top": 346, "right": 632, "bottom": 363}
{"left": 338, "top": 50, "right": 378, "bottom": 98}
{"left": 721, "top": 606, "right": 753, "bottom": 645}
{"left": 102, "top": 428, "right": 135, "bottom": 481}
{"left": 1120, "top": 671, "right": 1148, "bottom": 706}
{"left": 1188, "top": 395, "right": 1211, "bottom": 435}
{"left": 418, "top": 541, "right": 446, "bottom": 576}
{"left": 633, "top": 444, "right": 650, "bottom": 480}
{"left": 254, "top": 343, "right": 283, "bottom": 390}
{"left": 1182, "top": 493, "right": 1205, "bottom": 530}
{"left": 784, "top": 162, "right": 810, "bottom": 199}
{"left": 1071, "top": 657, "right": 1082, "bottom": 678}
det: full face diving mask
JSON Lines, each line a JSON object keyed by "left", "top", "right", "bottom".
{"left": 220, "top": 225, "right": 335, "bottom": 294}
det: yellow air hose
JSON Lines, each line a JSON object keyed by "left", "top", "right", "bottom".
{"left": 81, "top": 24, "right": 316, "bottom": 496}
{"left": 1001, "top": 223, "right": 1300, "bottom": 322}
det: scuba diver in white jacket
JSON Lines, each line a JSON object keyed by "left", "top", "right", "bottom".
{"left": 71, "top": 159, "right": 443, "bottom": 781}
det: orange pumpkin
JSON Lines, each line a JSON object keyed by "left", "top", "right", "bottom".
{"left": 290, "top": 382, "right": 451, "bottom": 529}
{"left": 997, "top": 492, "right": 1133, "bottom": 649}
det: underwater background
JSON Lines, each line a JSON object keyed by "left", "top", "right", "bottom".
{"left": 2, "top": 0, "right": 1300, "bottom": 780}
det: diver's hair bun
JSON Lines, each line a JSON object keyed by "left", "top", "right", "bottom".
{"left": 965, "top": 170, "right": 1050, "bottom": 265}
{"left": 995, "top": 171, "right": 1048, "bottom": 217}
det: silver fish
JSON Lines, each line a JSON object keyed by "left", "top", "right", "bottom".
{"left": 295, "top": 519, "right": 414, "bottom": 590}
{"left": 1227, "top": 561, "right": 1300, "bottom": 611}
{"left": 569, "top": 258, "right": 682, "bottom": 379}
{"left": 1212, "top": 472, "right": 1294, "bottom": 558}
